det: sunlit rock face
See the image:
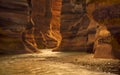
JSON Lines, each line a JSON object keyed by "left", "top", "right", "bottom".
{"left": 32, "top": 0, "right": 62, "bottom": 49}
{"left": 49, "top": 0, "right": 62, "bottom": 48}
{"left": 94, "top": 25, "right": 113, "bottom": 58}
{"left": 56, "top": 0, "right": 92, "bottom": 51}
{"left": 88, "top": 0, "right": 120, "bottom": 58}
{"left": 0, "top": 0, "right": 38, "bottom": 54}
{"left": 32, "top": 0, "right": 59, "bottom": 48}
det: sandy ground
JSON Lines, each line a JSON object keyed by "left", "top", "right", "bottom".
{"left": 0, "top": 49, "right": 119, "bottom": 75}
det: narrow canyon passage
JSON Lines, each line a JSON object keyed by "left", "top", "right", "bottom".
{"left": 0, "top": 0, "right": 120, "bottom": 75}
{"left": 0, "top": 0, "right": 120, "bottom": 59}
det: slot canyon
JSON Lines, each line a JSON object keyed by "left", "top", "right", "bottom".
{"left": 0, "top": 0, "right": 120, "bottom": 75}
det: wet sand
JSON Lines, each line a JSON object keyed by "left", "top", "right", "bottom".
{"left": 0, "top": 49, "right": 119, "bottom": 75}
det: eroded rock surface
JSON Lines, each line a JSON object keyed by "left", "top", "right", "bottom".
{"left": 0, "top": 0, "right": 38, "bottom": 54}
{"left": 90, "top": 0, "right": 120, "bottom": 58}
{"left": 0, "top": 0, "right": 120, "bottom": 59}
{"left": 55, "top": 0, "right": 120, "bottom": 59}
{"left": 56, "top": 0, "right": 93, "bottom": 52}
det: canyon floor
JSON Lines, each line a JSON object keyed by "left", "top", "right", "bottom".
{"left": 0, "top": 49, "right": 119, "bottom": 75}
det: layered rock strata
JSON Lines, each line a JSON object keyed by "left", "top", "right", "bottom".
{"left": 55, "top": 0, "right": 92, "bottom": 52}
{"left": 0, "top": 0, "right": 38, "bottom": 54}
{"left": 91, "top": 1, "right": 120, "bottom": 58}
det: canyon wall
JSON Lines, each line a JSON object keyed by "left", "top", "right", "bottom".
{"left": 31, "top": 0, "right": 52, "bottom": 49}
{"left": 32, "top": 0, "right": 62, "bottom": 49}
{"left": 49, "top": 0, "right": 62, "bottom": 48}
{"left": 0, "top": 0, "right": 38, "bottom": 54}
{"left": 55, "top": 0, "right": 93, "bottom": 52}
{"left": 0, "top": 0, "right": 62, "bottom": 54}
{"left": 0, "top": 0, "right": 120, "bottom": 59}
{"left": 55, "top": 0, "right": 120, "bottom": 59}
{"left": 88, "top": 0, "right": 120, "bottom": 58}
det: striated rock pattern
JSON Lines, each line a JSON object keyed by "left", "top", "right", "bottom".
{"left": 55, "top": 0, "right": 120, "bottom": 59}
{"left": 32, "top": 0, "right": 59, "bottom": 49}
{"left": 55, "top": 0, "right": 92, "bottom": 52}
{"left": 0, "top": 0, "right": 120, "bottom": 59}
{"left": 89, "top": 0, "right": 120, "bottom": 58}
{"left": 0, "top": 0, "right": 38, "bottom": 54}
{"left": 49, "top": 0, "right": 62, "bottom": 48}
{"left": 31, "top": 0, "right": 51, "bottom": 49}
{"left": 31, "top": 0, "right": 62, "bottom": 49}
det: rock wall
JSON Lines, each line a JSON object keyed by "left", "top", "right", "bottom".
{"left": 31, "top": 0, "right": 51, "bottom": 49}
{"left": 0, "top": 0, "right": 38, "bottom": 54}
{"left": 0, "top": 0, "right": 120, "bottom": 59}
{"left": 89, "top": 0, "right": 120, "bottom": 58}
{"left": 32, "top": 0, "right": 61, "bottom": 49}
{"left": 0, "top": 0, "right": 63, "bottom": 54}
{"left": 49, "top": 0, "right": 62, "bottom": 48}
{"left": 55, "top": 0, "right": 92, "bottom": 52}
{"left": 31, "top": 0, "right": 62, "bottom": 49}
{"left": 55, "top": 0, "right": 120, "bottom": 59}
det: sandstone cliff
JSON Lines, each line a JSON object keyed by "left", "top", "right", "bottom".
{"left": 55, "top": 0, "right": 120, "bottom": 59}
{"left": 0, "top": 0, "right": 120, "bottom": 59}
{"left": 0, "top": 0, "right": 38, "bottom": 54}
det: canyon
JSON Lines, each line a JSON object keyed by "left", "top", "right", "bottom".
{"left": 0, "top": 0, "right": 120, "bottom": 59}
